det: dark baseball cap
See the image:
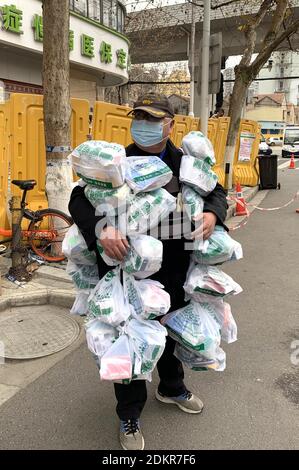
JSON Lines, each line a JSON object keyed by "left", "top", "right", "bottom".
{"left": 128, "top": 92, "right": 175, "bottom": 118}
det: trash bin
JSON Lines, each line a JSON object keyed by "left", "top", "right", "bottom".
{"left": 258, "top": 154, "right": 281, "bottom": 190}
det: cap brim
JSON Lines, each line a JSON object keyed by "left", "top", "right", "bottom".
{"left": 127, "top": 106, "right": 169, "bottom": 118}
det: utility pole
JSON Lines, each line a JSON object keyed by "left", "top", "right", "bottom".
{"left": 189, "top": 2, "right": 195, "bottom": 117}
{"left": 200, "top": 0, "right": 210, "bottom": 135}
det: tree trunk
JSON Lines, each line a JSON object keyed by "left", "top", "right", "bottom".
{"left": 224, "top": 67, "right": 251, "bottom": 189}
{"left": 42, "top": 0, "right": 72, "bottom": 215}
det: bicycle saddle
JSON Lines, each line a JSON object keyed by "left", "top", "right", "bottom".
{"left": 12, "top": 179, "right": 37, "bottom": 190}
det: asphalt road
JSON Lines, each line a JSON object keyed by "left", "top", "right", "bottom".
{"left": 0, "top": 160, "right": 298, "bottom": 450}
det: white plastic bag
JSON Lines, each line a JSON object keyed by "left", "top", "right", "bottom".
{"left": 124, "top": 274, "right": 170, "bottom": 320}
{"left": 66, "top": 260, "right": 99, "bottom": 290}
{"left": 181, "top": 131, "right": 216, "bottom": 166}
{"left": 84, "top": 183, "right": 131, "bottom": 216}
{"left": 125, "top": 156, "right": 173, "bottom": 193}
{"left": 193, "top": 226, "right": 243, "bottom": 265}
{"left": 182, "top": 131, "right": 216, "bottom": 165}
{"left": 88, "top": 268, "right": 131, "bottom": 326}
{"left": 100, "top": 334, "right": 133, "bottom": 381}
{"left": 122, "top": 235, "right": 163, "bottom": 279}
{"left": 70, "top": 140, "right": 126, "bottom": 189}
{"left": 125, "top": 188, "right": 176, "bottom": 235}
{"left": 182, "top": 185, "right": 204, "bottom": 221}
{"left": 161, "top": 301, "right": 221, "bottom": 358}
{"left": 96, "top": 242, "right": 120, "bottom": 267}
{"left": 70, "top": 291, "right": 90, "bottom": 316}
{"left": 180, "top": 155, "right": 218, "bottom": 196}
{"left": 174, "top": 343, "right": 226, "bottom": 372}
{"left": 126, "top": 318, "right": 167, "bottom": 376}
{"left": 184, "top": 262, "right": 242, "bottom": 300}
{"left": 199, "top": 299, "right": 238, "bottom": 344}
{"left": 85, "top": 318, "right": 118, "bottom": 358}
{"left": 62, "top": 224, "right": 97, "bottom": 266}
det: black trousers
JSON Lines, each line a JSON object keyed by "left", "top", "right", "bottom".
{"left": 114, "top": 336, "right": 186, "bottom": 420}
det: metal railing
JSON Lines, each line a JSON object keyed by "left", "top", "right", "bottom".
{"left": 69, "top": 0, "right": 126, "bottom": 33}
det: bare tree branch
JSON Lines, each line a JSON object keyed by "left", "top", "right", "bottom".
{"left": 251, "top": 17, "right": 299, "bottom": 73}
{"left": 238, "top": 0, "right": 274, "bottom": 67}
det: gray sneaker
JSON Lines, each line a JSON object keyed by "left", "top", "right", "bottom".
{"left": 119, "top": 419, "right": 145, "bottom": 450}
{"left": 155, "top": 389, "right": 204, "bottom": 414}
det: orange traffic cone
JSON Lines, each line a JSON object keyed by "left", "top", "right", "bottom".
{"left": 234, "top": 182, "right": 248, "bottom": 216}
{"left": 289, "top": 154, "right": 295, "bottom": 169}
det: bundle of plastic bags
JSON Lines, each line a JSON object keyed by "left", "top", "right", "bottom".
{"left": 184, "top": 262, "right": 243, "bottom": 300}
{"left": 180, "top": 155, "right": 218, "bottom": 197}
{"left": 126, "top": 318, "right": 167, "bottom": 376}
{"left": 202, "top": 299, "right": 238, "bottom": 344}
{"left": 174, "top": 343, "right": 226, "bottom": 372}
{"left": 87, "top": 267, "right": 131, "bottom": 326}
{"left": 85, "top": 318, "right": 118, "bottom": 359}
{"left": 182, "top": 185, "right": 204, "bottom": 221}
{"left": 84, "top": 183, "right": 131, "bottom": 216}
{"left": 85, "top": 306, "right": 168, "bottom": 382}
{"left": 62, "top": 224, "right": 97, "bottom": 266}
{"left": 125, "top": 156, "right": 173, "bottom": 193}
{"left": 96, "top": 234, "right": 163, "bottom": 279}
{"left": 124, "top": 275, "right": 170, "bottom": 320}
{"left": 161, "top": 301, "right": 221, "bottom": 357}
{"left": 181, "top": 131, "right": 216, "bottom": 166}
{"left": 62, "top": 224, "right": 99, "bottom": 316}
{"left": 193, "top": 226, "right": 243, "bottom": 265}
{"left": 70, "top": 140, "right": 127, "bottom": 189}
{"left": 122, "top": 235, "right": 163, "bottom": 278}
{"left": 125, "top": 188, "right": 176, "bottom": 235}
{"left": 66, "top": 260, "right": 99, "bottom": 292}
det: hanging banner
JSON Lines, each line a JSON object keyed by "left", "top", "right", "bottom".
{"left": 238, "top": 132, "right": 255, "bottom": 162}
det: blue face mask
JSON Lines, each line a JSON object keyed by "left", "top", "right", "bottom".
{"left": 131, "top": 119, "right": 167, "bottom": 148}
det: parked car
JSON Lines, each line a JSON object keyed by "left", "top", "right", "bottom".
{"left": 267, "top": 137, "right": 283, "bottom": 146}
{"left": 259, "top": 135, "right": 272, "bottom": 155}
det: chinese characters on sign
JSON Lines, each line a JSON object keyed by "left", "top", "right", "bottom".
{"left": 81, "top": 34, "right": 94, "bottom": 57}
{"left": 32, "top": 14, "right": 43, "bottom": 42}
{"left": 0, "top": 3, "right": 128, "bottom": 68}
{"left": 100, "top": 41, "right": 112, "bottom": 64}
{"left": 238, "top": 132, "right": 256, "bottom": 162}
{"left": 0, "top": 3, "right": 23, "bottom": 33}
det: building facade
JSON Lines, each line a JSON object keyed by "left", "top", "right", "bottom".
{"left": 245, "top": 93, "right": 296, "bottom": 139}
{"left": 255, "top": 51, "right": 299, "bottom": 106}
{"left": 0, "top": 0, "right": 129, "bottom": 103}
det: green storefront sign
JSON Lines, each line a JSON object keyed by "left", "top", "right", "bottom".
{"left": 0, "top": 3, "right": 127, "bottom": 68}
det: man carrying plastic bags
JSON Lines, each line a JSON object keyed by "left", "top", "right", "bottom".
{"left": 68, "top": 92, "right": 228, "bottom": 450}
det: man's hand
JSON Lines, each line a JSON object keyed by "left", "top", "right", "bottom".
{"left": 99, "top": 226, "right": 129, "bottom": 261}
{"left": 191, "top": 212, "right": 217, "bottom": 241}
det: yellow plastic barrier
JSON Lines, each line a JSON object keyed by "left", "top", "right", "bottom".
{"left": 0, "top": 102, "right": 10, "bottom": 237}
{"left": 10, "top": 94, "right": 46, "bottom": 212}
{"left": 92, "top": 101, "right": 133, "bottom": 146}
{"left": 190, "top": 118, "right": 200, "bottom": 132}
{"left": 197, "top": 117, "right": 230, "bottom": 188}
{"left": 213, "top": 117, "right": 230, "bottom": 187}
{"left": 170, "top": 115, "right": 193, "bottom": 147}
{"left": 207, "top": 118, "right": 219, "bottom": 149}
{"left": 233, "top": 119, "right": 260, "bottom": 187}
{"left": 9, "top": 94, "right": 90, "bottom": 216}
{"left": 71, "top": 98, "right": 90, "bottom": 149}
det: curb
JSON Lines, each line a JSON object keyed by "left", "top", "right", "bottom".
{"left": 0, "top": 288, "right": 75, "bottom": 312}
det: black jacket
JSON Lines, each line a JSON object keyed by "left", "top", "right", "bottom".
{"left": 69, "top": 139, "right": 228, "bottom": 312}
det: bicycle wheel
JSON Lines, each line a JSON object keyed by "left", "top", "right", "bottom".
{"left": 28, "top": 209, "right": 72, "bottom": 262}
